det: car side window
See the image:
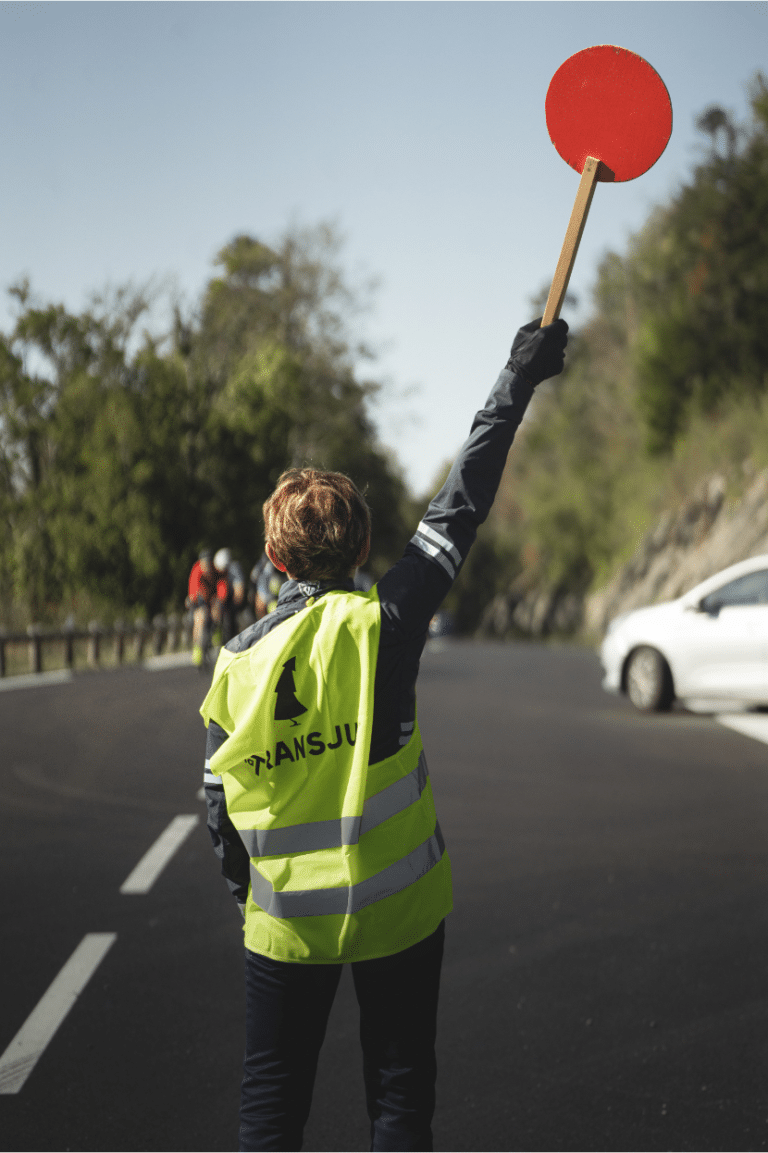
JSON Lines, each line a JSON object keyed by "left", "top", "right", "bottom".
{"left": 700, "top": 570, "right": 768, "bottom": 613}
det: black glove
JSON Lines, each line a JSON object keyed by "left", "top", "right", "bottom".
{"left": 506, "top": 317, "right": 569, "bottom": 386}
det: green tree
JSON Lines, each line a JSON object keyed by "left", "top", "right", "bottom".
{"left": 181, "top": 226, "right": 408, "bottom": 577}
{"left": 0, "top": 225, "right": 410, "bottom": 624}
{"left": 634, "top": 75, "right": 768, "bottom": 452}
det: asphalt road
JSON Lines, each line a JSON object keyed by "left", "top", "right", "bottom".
{"left": 1, "top": 641, "right": 767, "bottom": 1152}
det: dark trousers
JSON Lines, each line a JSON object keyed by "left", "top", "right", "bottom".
{"left": 240, "top": 921, "right": 445, "bottom": 1152}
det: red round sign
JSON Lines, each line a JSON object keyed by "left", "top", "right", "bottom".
{"left": 546, "top": 45, "right": 672, "bottom": 182}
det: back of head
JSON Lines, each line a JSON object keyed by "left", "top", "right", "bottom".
{"left": 263, "top": 469, "right": 371, "bottom": 582}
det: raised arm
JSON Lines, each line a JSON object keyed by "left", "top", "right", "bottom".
{"left": 378, "top": 318, "right": 568, "bottom": 633}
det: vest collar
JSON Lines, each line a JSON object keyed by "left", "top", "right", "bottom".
{"left": 277, "top": 577, "right": 356, "bottom": 609}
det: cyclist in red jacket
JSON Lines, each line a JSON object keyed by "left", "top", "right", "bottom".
{"left": 187, "top": 549, "right": 218, "bottom": 666}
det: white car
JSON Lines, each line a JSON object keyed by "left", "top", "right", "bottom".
{"left": 601, "top": 555, "right": 768, "bottom": 712}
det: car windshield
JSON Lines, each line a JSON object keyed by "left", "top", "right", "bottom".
{"left": 700, "top": 569, "right": 768, "bottom": 612}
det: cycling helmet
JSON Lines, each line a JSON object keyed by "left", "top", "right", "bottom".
{"left": 214, "top": 547, "right": 232, "bottom": 571}
{"left": 199, "top": 548, "right": 213, "bottom": 561}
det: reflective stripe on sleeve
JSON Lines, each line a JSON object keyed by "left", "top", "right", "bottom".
{"left": 417, "top": 521, "right": 462, "bottom": 567}
{"left": 238, "top": 752, "right": 429, "bottom": 858}
{"left": 411, "top": 520, "right": 461, "bottom": 579}
{"left": 410, "top": 533, "right": 455, "bottom": 579}
{"left": 249, "top": 821, "right": 446, "bottom": 919}
{"left": 204, "top": 759, "right": 222, "bottom": 785}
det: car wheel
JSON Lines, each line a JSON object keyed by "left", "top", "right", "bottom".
{"left": 625, "top": 646, "right": 674, "bottom": 712}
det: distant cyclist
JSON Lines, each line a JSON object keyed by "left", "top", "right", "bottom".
{"left": 249, "top": 550, "right": 287, "bottom": 619}
{"left": 187, "top": 548, "right": 218, "bottom": 667}
{"left": 214, "top": 548, "right": 246, "bottom": 644}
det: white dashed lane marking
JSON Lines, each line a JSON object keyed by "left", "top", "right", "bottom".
{"left": 0, "top": 813, "right": 200, "bottom": 1093}
{"left": 119, "top": 814, "right": 200, "bottom": 894}
{"left": 0, "top": 933, "right": 117, "bottom": 1094}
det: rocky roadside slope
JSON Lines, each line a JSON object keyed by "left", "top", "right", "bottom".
{"left": 478, "top": 467, "right": 768, "bottom": 643}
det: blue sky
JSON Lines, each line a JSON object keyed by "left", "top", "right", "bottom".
{"left": 2, "top": 1, "right": 767, "bottom": 492}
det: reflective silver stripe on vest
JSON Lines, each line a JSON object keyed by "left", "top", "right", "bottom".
{"left": 238, "top": 752, "right": 429, "bottom": 858}
{"left": 360, "top": 751, "right": 428, "bottom": 836}
{"left": 240, "top": 815, "right": 361, "bottom": 858}
{"left": 249, "top": 821, "right": 446, "bottom": 919}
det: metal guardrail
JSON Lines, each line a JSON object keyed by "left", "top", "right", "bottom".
{"left": 0, "top": 613, "right": 193, "bottom": 678}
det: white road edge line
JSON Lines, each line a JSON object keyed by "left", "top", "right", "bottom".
{"left": 143, "top": 652, "right": 193, "bottom": 671}
{"left": 0, "top": 669, "right": 73, "bottom": 693}
{"left": 0, "top": 932, "right": 117, "bottom": 1094}
{"left": 716, "top": 713, "right": 768, "bottom": 746}
{"left": 120, "top": 814, "right": 200, "bottom": 894}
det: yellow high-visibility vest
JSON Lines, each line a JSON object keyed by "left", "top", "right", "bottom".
{"left": 200, "top": 587, "right": 452, "bottom": 963}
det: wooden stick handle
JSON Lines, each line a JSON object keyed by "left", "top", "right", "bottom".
{"left": 541, "top": 156, "right": 602, "bottom": 326}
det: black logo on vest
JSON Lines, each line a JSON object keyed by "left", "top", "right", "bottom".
{"left": 274, "top": 656, "right": 307, "bottom": 727}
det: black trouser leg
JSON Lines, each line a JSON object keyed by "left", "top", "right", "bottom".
{"left": 240, "top": 948, "right": 342, "bottom": 1152}
{"left": 351, "top": 922, "right": 445, "bottom": 1153}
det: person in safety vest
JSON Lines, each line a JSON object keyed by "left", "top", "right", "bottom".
{"left": 200, "top": 316, "right": 568, "bottom": 1152}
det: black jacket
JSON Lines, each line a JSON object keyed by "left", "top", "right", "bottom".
{"left": 202, "top": 366, "right": 534, "bottom": 904}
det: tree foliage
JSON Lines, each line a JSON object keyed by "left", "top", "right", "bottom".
{"left": 0, "top": 226, "right": 408, "bottom": 624}
{"left": 633, "top": 76, "right": 768, "bottom": 452}
{"left": 482, "top": 74, "right": 768, "bottom": 621}
{"left": 7, "top": 78, "right": 768, "bottom": 634}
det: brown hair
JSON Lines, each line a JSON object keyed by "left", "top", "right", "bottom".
{"left": 263, "top": 468, "right": 371, "bottom": 581}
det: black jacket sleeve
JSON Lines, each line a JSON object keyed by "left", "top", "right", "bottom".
{"left": 376, "top": 367, "right": 534, "bottom": 636}
{"left": 203, "top": 718, "right": 250, "bottom": 903}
